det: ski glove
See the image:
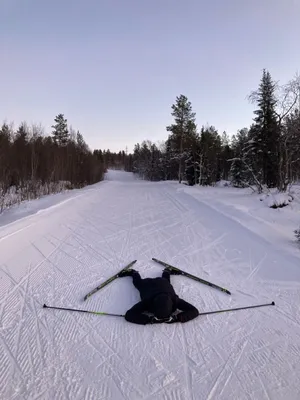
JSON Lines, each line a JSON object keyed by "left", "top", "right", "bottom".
{"left": 149, "top": 316, "right": 174, "bottom": 324}
{"left": 163, "top": 267, "right": 182, "bottom": 276}
{"left": 165, "top": 315, "right": 178, "bottom": 324}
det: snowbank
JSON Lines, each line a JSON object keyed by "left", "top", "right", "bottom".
{"left": 182, "top": 183, "right": 300, "bottom": 253}
{"left": 215, "top": 180, "right": 231, "bottom": 187}
{"left": 0, "top": 181, "right": 72, "bottom": 213}
{"left": 261, "top": 193, "right": 293, "bottom": 208}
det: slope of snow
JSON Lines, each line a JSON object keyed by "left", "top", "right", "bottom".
{"left": 182, "top": 184, "right": 300, "bottom": 257}
{"left": 1, "top": 170, "right": 300, "bottom": 399}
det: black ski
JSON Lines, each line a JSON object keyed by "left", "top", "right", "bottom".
{"left": 83, "top": 260, "right": 137, "bottom": 301}
{"left": 152, "top": 257, "right": 231, "bottom": 295}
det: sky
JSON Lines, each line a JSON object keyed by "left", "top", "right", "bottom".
{"left": 1, "top": 0, "right": 300, "bottom": 152}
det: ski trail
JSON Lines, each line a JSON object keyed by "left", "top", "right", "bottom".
{"left": 1, "top": 174, "right": 300, "bottom": 399}
{"left": 206, "top": 318, "right": 257, "bottom": 400}
{"left": 180, "top": 325, "right": 194, "bottom": 400}
{"left": 0, "top": 334, "right": 22, "bottom": 375}
{"left": 246, "top": 252, "right": 268, "bottom": 281}
{"left": 258, "top": 374, "right": 271, "bottom": 400}
{"left": 0, "top": 232, "right": 71, "bottom": 307}
{"left": 0, "top": 222, "right": 36, "bottom": 243}
{"left": 31, "top": 241, "right": 69, "bottom": 279}
{"left": 13, "top": 263, "right": 31, "bottom": 363}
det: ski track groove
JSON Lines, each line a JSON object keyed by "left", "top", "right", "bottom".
{"left": 246, "top": 252, "right": 268, "bottom": 281}
{"left": 13, "top": 263, "right": 31, "bottom": 369}
{"left": 81, "top": 214, "right": 125, "bottom": 265}
{"left": 30, "top": 297, "right": 46, "bottom": 370}
{"left": 180, "top": 324, "right": 194, "bottom": 400}
{"left": 31, "top": 241, "right": 70, "bottom": 280}
{"left": 47, "top": 301, "right": 144, "bottom": 398}
{"left": 258, "top": 374, "right": 271, "bottom": 400}
{"left": 0, "top": 232, "right": 72, "bottom": 307}
{"left": 206, "top": 324, "right": 245, "bottom": 400}
{"left": 63, "top": 224, "right": 114, "bottom": 266}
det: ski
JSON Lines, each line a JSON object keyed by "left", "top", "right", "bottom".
{"left": 198, "top": 301, "right": 275, "bottom": 317}
{"left": 83, "top": 260, "right": 137, "bottom": 301}
{"left": 43, "top": 304, "right": 124, "bottom": 317}
{"left": 152, "top": 257, "right": 231, "bottom": 295}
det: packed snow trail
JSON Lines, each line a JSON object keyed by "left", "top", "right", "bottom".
{"left": 0, "top": 170, "right": 300, "bottom": 399}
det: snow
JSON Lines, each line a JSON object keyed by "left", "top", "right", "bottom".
{"left": 0, "top": 181, "right": 72, "bottom": 213}
{"left": 261, "top": 192, "right": 293, "bottom": 208}
{"left": 1, "top": 170, "right": 300, "bottom": 399}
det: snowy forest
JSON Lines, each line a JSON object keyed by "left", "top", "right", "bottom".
{"left": 1, "top": 69, "right": 300, "bottom": 212}
{"left": 123, "top": 69, "right": 300, "bottom": 193}
{"left": 0, "top": 115, "right": 106, "bottom": 211}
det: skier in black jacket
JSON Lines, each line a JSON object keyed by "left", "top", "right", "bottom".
{"left": 119, "top": 268, "right": 199, "bottom": 325}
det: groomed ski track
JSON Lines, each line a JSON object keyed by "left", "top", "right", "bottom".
{"left": 1, "top": 170, "right": 300, "bottom": 400}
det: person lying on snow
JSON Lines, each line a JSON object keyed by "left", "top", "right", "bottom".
{"left": 119, "top": 268, "right": 199, "bottom": 325}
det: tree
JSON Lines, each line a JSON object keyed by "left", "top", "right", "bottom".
{"left": 166, "top": 95, "right": 196, "bottom": 183}
{"left": 279, "top": 109, "right": 300, "bottom": 189}
{"left": 230, "top": 128, "right": 250, "bottom": 187}
{"left": 249, "top": 69, "right": 279, "bottom": 187}
{"left": 52, "top": 113, "right": 69, "bottom": 146}
{"left": 276, "top": 74, "right": 300, "bottom": 190}
{"left": 199, "top": 126, "right": 222, "bottom": 185}
{"left": 12, "top": 123, "right": 30, "bottom": 188}
{"left": 220, "top": 131, "right": 234, "bottom": 181}
{"left": 76, "top": 131, "right": 89, "bottom": 153}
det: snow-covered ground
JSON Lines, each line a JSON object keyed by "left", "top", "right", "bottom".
{"left": 181, "top": 183, "right": 300, "bottom": 257}
{"left": 1, "top": 170, "right": 300, "bottom": 399}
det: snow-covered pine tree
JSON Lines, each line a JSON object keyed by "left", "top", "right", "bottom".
{"left": 249, "top": 69, "right": 279, "bottom": 187}
{"left": 220, "top": 131, "right": 234, "bottom": 181}
{"left": 52, "top": 114, "right": 69, "bottom": 146}
{"left": 166, "top": 95, "right": 196, "bottom": 183}
{"left": 185, "top": 150, "right": 195, "bottom": 185}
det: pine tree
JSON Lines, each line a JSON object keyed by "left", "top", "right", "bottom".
{"left": 279, "top": 109, "right": 300, "bottom": 190}
{"left": 52, "top": 114, "right": 69, "bottom": 146}
{"left": 166, "top": 95, "right": 196, "bottom": 183}
{"left": 185, "top": 150, "right": 196, "bottom": 185}
{"left": 230, "top": 158, "right": 247, "bottom": 187}
{"left": 76, "top": 131, "right": 89, "bottom": 153}
{"left": 250, "top": 69, "right": 279, "bottom": 187}
{"left": 230, "top": 128, "right": 255, "bottom": 188}
{"left": 220, "top": 131, "right": 234, "bottom": 181}
{"left": 199, "top": 126, "right": 222, "bottom": 185}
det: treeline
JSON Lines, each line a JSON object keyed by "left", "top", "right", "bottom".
{"left": 130, "top": 69, "right": 300, "bottom": 192}
{"left": 0, "top": 114, "right": 105, "bottom": 211}
{"left": 93, "top": 149, "right": 133, "bottom": 172}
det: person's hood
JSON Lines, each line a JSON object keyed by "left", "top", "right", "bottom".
{"left": 152, "top": 293, "right": 173, "bottom": 319}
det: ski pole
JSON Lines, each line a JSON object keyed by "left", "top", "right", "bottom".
{"left": 43, "top": 304, "right": 125, "bottom": 317}
{"left": 198, "top": 301, "right": 275, "bottom": 317}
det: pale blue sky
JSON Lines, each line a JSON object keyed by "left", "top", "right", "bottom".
{"left": 1, "top": 0, "right": 300, "bottom": 152}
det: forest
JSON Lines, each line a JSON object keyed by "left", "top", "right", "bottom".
{"left": 1, "top": 69, "right": 300, "bottom": 212}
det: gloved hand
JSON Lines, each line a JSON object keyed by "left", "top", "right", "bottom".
{"left": 163, "top": 267, "right": 183, "bottom": 276}
{"left": 165, "top": 315, "right": 178, "bottom": 324}
{"left": 149, "top": 316, "right": 164, "bottom": 324}
{"left": 149, "top": 315, "right": 178, "bottom": 324}
{"left": 118, "top": 269, "right": 138, "bottom": 278}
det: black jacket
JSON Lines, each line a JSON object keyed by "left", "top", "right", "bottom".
{"left": 125, "top": 276, "right": 199, "bottom": 325}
